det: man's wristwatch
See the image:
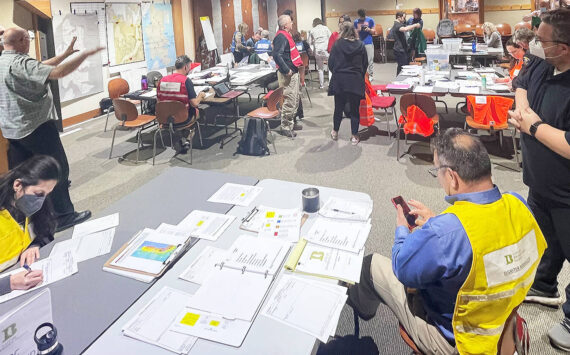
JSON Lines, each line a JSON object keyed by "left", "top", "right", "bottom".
{"left": 530, "top": 121, "right": 546, "bottom": 137}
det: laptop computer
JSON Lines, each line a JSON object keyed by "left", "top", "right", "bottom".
{"left": 213, "top": 82, "right": 244, "bottom": 99}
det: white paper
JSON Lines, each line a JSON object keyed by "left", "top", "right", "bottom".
{"left": 474, "top": 67, "right": 497, "bottom": 73}
{"left": 305, "top": 218, "right": 370, "bottom": 254}
{"left": 177, "top": 210, "right": 235, "bottom": 241}
{"left": 179, "top": 246, "right": 227, "bottom": 285}
{"left": 487, "top": 84, "right": 510, "bottom": 91}
{"left": 223, "top": 235, "right": 290, "bottom": 275}
{"left": 295, "top": 243, "right": 364, "bottom": 284}
{"left": 261, "top": 275, "right": 347, "bottom": 342}
{"left": 122, "top": 286, "right": 197, "bottom": 354}
{"left": 459, "top": 86, "right": 480, "bottom": 94}
{"left": 208, "top": 183, "right": 263, "bottom": 206}
{"left": 169, "top": 307, "right": 252, "bottom": 347}
{"left": 192, "top": 85, "right": 210, "bottom": 94}
{"left": 434, "top": 81, "right": 459, "bottom": 89}
{"left": 319, "top": 197, "right": 373, "bottom": 222}
{"left": 140, "top": 89, "right": 157, "bottom": 98}
{"left": 413, "top": 85, "right": 434, "bottom": 93}
{"left": 156, "top": 223, "right": 192, "bottom": 239}
{"left": 0, "top": 252, "right": 78, "bottom": 304}
{"left": 72, "top": 213, "right": 119, "bottom": 239}
{"left": 258, "top": 208, "right": 302, "bottom": 243}
{"left": 457, "top": 71, "right": 480, "bottom": 78}
{"left": 51, "top": 228, "right": 115, "bottom": 262}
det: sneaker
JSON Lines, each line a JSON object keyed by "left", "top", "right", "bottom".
{"left": 351, "top": 135, "right": 360, "bottom": 145}
{"left": 331, "top": 130, "right": 338, "bottom": 141}
{"left": 549, "top": 318, "right": 570, "bottom": 351}
{"left": 293, "top": 123, "right": 303, "bottom": 131}
{"left": 524, "top": 287, "right": 563, "bottom": 307}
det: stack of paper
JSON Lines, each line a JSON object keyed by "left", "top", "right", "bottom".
{"left": 319, "top": 197, "right": 372, "bottom": 221}
{"left": 435, "top": 81, "right": 460, "bottom": 90}
{"left": 305, "top": 217, "right": 371, "bottom": 254}
{"left": 177, "top": 210, "right": 235, "bottom": 241}
{"left": 261, "top": 275, "right": 347, "bottom": 342}
{"left": 207, "top": 183, "right": 263, "bottom": 206}
{"left": 413, "top": 86, "right": 434, "bottom": 94}
{"left": 122, "top": 287, "right": 197, "bottom": 354}
{"left": 459, "top": 86, "right": 480, "bottom": 94}
{"left": 179, "top": 246, "right": 227, "bottom": 285}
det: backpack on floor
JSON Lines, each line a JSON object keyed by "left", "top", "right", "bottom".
{"left": 235, "top": 117, "right": 270, "bottom": 156}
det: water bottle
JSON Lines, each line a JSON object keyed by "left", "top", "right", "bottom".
{"left": 141, "top": 75, "right": 148, "bottom": 90}
{"left": 481, "top": 75, "right": 487, "bottom": 90}
{"left": 420, "top": 70, "right": 425, "bottom": 86}
{"left": 472, "top": 38, "right": 476, "bottom": 53}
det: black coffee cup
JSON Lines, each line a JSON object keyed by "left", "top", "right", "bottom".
{"left": 302, "top": 188, "right": 320, "bottom": 213}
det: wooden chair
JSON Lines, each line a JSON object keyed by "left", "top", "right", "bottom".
{"left": 475, "top": 24, "right": 484, "bottom": 42}
{"left": 152, "top": 101, "right": 200, "bottom": 165}
{"left": 373, "top": 24, "right": 387, "bottom": 63}
{"left": 108, "top": 99, "right": 156, "bottom": 163}
{"left": 386, "top": 28, "right": 394, "bottom": 42}
{"left": 374, "top": 24, "right": 384, "bottom": 37}
{"left": 497, "top": 23, "right": 512, "bottom": 37}
{"left": 105, "top": 78, "right": 131, "bottom": 132}
{"left": 397, "top": 94, "right": 440, "bottom": 161}
{"left": 423, "top": 28, "right": 436, "bottom": 44}
{"left": 245, "top": 87, "right": 285, "bottom": 153}
{"left": 455, "top": 23, "right": 475, "bottom": 42}
{"left": 514, "top": 21, "right": 531, "bottom": 31}
{"left": 300, "top": 52, "right": 312, "bottom": 107}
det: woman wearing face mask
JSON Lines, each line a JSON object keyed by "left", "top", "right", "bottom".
{"left": 0, "top": 155, "right": 60, "bottom": 296}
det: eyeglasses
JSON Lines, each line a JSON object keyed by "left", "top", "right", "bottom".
{"left": 507, "top": 48, "right": 521, "bottom": 56}
{"left": 535, "top": 37, "right": 570, "bottom": 46}
{"left": 428, "top": 165, "right": 454, "bottom": 177}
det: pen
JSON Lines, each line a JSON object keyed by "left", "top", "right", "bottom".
{"left": 332, "top": 209, "right": 356, "bottom": 215}
{"left": 23, "top": 264, "right": 32, "bottom": 274}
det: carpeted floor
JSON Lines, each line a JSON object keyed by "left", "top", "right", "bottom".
{"left": 59, "top": 62, "right": 569, "bottom": 354}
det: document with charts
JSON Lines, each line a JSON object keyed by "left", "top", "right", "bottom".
{"left": 187, "top": 236, "right": 290, "bottom": 321}
{"left": 177, "top": 210, "right": 235, "bottom": 241}
{"left": 261, "top": 275, "right": 347, "bottom": 342}
{"left": 122, "top": 286, "right": 197, "bottom": 354}
{"left": 305, "top": 218, "right": 371, "bottom": 253}
{"left": 179, "top": 246, "right": 227, "bottom": 285}
{"left": 258, "top": 207, "right": 302, "bottom": 243}
{"left": 50, "top": 227, "right": 115, "bottom": 262}
{"left": 207, "top": 183, "right": 263, "bottom": 206}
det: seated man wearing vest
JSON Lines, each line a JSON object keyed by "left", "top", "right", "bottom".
{"left": 347, "top": 128, "right": 546, "bottom": 354}
{"left": 157, "top": 55, "right": 205, "bottom": 153}
{"left": 254, "top": 30, "right": 272, "bottom": 55}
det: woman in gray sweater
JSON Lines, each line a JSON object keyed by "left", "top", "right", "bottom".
{"left": 482, "top": 22, "right": 503, "bottom": 48}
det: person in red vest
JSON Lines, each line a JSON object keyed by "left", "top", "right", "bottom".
{"left": 327, "top": 15, "right": 350, "bottom": 53}
{"left": 157, "top": 55, "right": 206, "bottom": 153}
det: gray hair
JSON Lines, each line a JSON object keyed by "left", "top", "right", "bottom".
{"left": 512, "top": 27, "right": 535, "bottom": 46}
{"left": 278, "top": 15, "right": 291, "bottom": 30}
{"left": 434, "top": 128, "right": 491, "bottom": 182}
{"left": 261, "top": 30, "right": 270, "bottom": 39}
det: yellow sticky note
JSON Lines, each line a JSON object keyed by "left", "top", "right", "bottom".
{"left": 180, "top": 313, "right": 200, "bottom": 326}
{"left": 266, "top": 211, "right": 276, "bottom": 218}
{"left": 240, "top": 193, "right": 245, "bottom": 197}
{"left": 209, "top": 320, "right": 220, "bottom": 327}
{"left": 265, "top": 223, "right": 271, "bottom": 227}
{"left": 196, "top": 220, "right": 204, "bottom": 226}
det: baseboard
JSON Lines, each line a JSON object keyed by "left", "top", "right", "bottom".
{"left": 62, "top": 108, "right": 101, "bottom": 128}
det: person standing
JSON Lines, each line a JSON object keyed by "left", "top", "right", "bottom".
{"left": 392, "top": 12, "right": 420, "bottom": 75}
{"left": 508, "top": 8, "right": 570, "bottom": 351}
{"left": 0, "top": 27, "right": 103, "bottom": 232}
{"left": 272, "top": 15, "right": 302, "bottom": 137}
{"left": 328, "top": 22, "right": 368, "bottom": 145}
{"left": 231, "top": 23, "right": 251, "bottom": 63}
{"left": 354, "top": 9, "right": 376, "bottom": 80}
{"left": 309, "top": 18, "right": 331, "bottom": 89}
{"left": 406, "top": 8, "right": 424, "bottom": 29}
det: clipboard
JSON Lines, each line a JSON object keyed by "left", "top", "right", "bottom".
{"left": 240, "top": 206, "right": 309, "bottom": 233}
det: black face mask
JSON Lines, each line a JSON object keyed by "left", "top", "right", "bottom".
{"left": 15, "top": 193, "right": 45, "bottom": 217}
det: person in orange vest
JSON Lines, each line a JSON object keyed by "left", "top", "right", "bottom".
{"left": 156, "top": 55, "right": 206, "bottom": 153}
{"left": 496, "top": 38, "right": 524, "bottom": 89}
{"left": 346, "top": 128, "right": 546, "bottom": 354}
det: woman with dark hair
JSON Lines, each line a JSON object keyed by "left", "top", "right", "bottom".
{"left": 0, "top": 155, "right": 60, "bottom": 296}
{"left": 407, "top": 8, "right": 424, "bottom": 29}
{"left": 496, "top": 37, "right": 526, "bottom": 89}
{"left": 328, "top": 22, "right": 368, "bottom": 145}
{"left": 328, "top": 14, "right": 351, "bottom": 52}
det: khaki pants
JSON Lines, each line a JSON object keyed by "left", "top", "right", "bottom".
{"left": 277, "top": 71, "right": 300, "bottom": 128}
{"left": 348, "top": 254, "right": 457, "bottom": 355}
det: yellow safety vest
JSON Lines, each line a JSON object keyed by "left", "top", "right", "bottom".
{"left": 0, "top": 209, "right": 31, "bottom": 272}
{"left": 443, "top": 194, "right": 546, "bottom": 355}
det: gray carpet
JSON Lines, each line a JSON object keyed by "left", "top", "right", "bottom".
{"left": 59, "top": 62, "right": 569, "bottom": 354}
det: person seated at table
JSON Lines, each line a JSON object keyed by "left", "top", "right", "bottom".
{"left": 495, "top": 38, "right": 525, "bottom": 88}
{"left": 231, "top": 23, "right": 251, "bottom": 63}
{"left": 254, "top": 30, "right": 273, "bottom": 55}
{"left": 512, "top": 27, "right": 535, "bottom": 51}
{"left": 0, "top": 155, "right": 61, "bottom": 296}
{"left": 346, "top": 128, "right": 546, "bottom": 355}
{"left": 156, "top": 55, "right": 206, "bottom": 153}
{"left": 246, "top": 27, "right": 263, "bottom": 48}
{"left": 482, "top": 22, "right": 503, "bottom": 48}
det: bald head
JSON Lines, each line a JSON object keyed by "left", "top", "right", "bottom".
{"left": 3, "top": 27, "right": 30, "bottom": 53}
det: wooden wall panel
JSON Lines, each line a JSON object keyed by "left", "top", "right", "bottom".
{"left": 276, "top": 0, "right": 297, "bottom": 32}
{"left": 172, "top": 0, "right": 185, "bottom": 56}
{"left": 241, "top": 0, "right": 254, "bottom": 36}
{"left": 192, "top": 0, "right": 213, "bottom": 64}
{"left": 220, "top": 0, "right": 236, "bottom": 53}
{"left": 259, "top": 0, "right": 268, "bottom": 29}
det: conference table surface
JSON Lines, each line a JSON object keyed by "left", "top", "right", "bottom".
{"left": 85, "top": 178, "right": 372, "bottom": 355}
{"left": 0, "top": 168, "right": 258, "bottom": 355}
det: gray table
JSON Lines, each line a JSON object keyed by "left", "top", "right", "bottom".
{"left": 0, "top": 168, "right": 257, "bottom": 355}
{"left": 85, "top": 178, "right": 372, "bottom": 355}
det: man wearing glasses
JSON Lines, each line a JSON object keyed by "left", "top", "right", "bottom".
{"left": 508, "top": 8, "right": 570, "bottom": 351}
{"left": 347, "top": 128, "right": 545, "bottom": 354}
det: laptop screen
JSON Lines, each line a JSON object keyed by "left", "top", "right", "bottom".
{"left": 214, "top": 82, "right": 230, "bottom": 95}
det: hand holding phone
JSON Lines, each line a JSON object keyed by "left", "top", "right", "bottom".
{"left": 392, "top": 196, "right": 417, "bottom": 228}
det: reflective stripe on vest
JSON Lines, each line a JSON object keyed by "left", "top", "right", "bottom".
{"left": 0, "top": 209, "right": 31, "bottom": 272}
{"left": 231, "top": 31, "right": 245, "bottom": 53}
{"left": 443, "top": 194, "right": 546, "bottom": 355}
{"left": 276, "top": 30, "right": 302, "bottom": 67}
{"left": 157, "top": 73, "right": 189, "bottom": 106}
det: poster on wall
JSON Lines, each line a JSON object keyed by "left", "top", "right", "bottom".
{"left": 200, "top": 16, "right": 217, "bottom": 52}
{"left": 52, "top": 13, "right": 104, "bottom": 103}
{"left": 141, "top": 2, "right": 176, "bottom": 70}
{"left": 105, "top": 2, "right": 145, "bottom": 67}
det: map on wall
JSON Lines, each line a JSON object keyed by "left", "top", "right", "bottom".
{"left": 52, "top": 13, "right": 104, "bottom": 102}
{"left": 141, "top": 2, "right": 176, "bottom": 70}
{"left": 105, "top": 3, "right": 145, "bottom": 66}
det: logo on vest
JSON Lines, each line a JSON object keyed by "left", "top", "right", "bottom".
{"left": 2, "top": 323, "right": 17, "bottom": 343}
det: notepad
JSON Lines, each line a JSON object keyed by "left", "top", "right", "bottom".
{"left": 177, "top": 210, "right": 235, "bottom": 241}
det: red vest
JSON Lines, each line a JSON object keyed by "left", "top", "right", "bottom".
{"left": 276, "top": 30, "right": 303, "bottom": 68}
{"left": 466, "top": 96, "right": 514, "bottom": 126}
{"left": 157, "top": 73, "right": 189, "bottom": 107}
{"left": 398, "top": 105, "right": 435, "bottom": 136}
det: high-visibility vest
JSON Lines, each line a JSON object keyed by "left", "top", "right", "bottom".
{"left": 254, "top": 39, "right": 272, "bottom": 54}
{"left": 230, "top": 31, "right": 246, "bottom": 53}
{"left": 275, "top": 30, "right": 302, "bottom": 68}
{"left": 466, "top": 96, "right": 514, "bottom": 126}
{"left": 359, "top": 78, "right": 375, "bottom": 126}
{"left": 509, "top": 61, "right": 523, "bottom": 80}
{"left": 0, "top": 209, "right": 31, "bottom": 272}
{"left": 157, "top": 73, "right": 189, "bottom": 107}
{"left": 398, "top": 105, "right": 435, "bottom": 136}
{"left": 443, "top": 194, "right": 546, "bottom": 355}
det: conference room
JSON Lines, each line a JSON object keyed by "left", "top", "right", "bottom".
{"left": 1, "top": 0, "right": 569, "bottom": 354}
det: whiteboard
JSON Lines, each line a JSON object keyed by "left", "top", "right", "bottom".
{"left": 200, "top": 16, "right": 217, "bottom": 51}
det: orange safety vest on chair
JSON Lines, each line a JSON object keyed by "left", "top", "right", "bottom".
{"left": 466, "top": 96, "right": 514, "bottom": 126}
{"left": 398, "top": 105, "right": 435, "bottom": 136}
{"left": 359, "top": 78, "right": 376, "bottom": 127}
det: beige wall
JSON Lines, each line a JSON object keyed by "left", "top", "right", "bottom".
{"left": 485, "top": 10, "right": 528, "bottom": 27}
{"left": 0, "top": 0, "right": 38, "bottom": 59}
{"left": 295, "top": 0, "right": 322, "bottom": 33}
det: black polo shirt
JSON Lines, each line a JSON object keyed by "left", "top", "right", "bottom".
{"left": 516, "top": 56, "right": 570, "bottom": 203}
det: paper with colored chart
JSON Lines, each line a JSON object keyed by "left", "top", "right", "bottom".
{"left": 207, "top": 183, "right": 263, "bottom": 206}
{"left": 122, "top": 286, "right": 197, "bottom": 354}
{"left": 179, "top": 246, "right": 227, "bottom": 285}
{"left": 177, "top": 210, "right": 235, "bottom": 241}
{"left": 110, "top": 228, "right": 187, "bottom": 274}
{"left": 168, "top": 307, "right": 252, "bottom": 347}
{"left": 258, "top": 208, "right": 302, "bottom": 243}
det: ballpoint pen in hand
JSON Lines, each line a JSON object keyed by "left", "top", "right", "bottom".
{"left": 23, "top": 263, "right": 33, "bottom": 275}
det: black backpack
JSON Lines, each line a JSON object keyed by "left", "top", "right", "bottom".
{"left": 235, "top": 117, "right": 270, "bottom": 156}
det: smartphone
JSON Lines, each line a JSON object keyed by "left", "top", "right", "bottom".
{"left": 391, "top": 196, "right": 418, "bottom": 228}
